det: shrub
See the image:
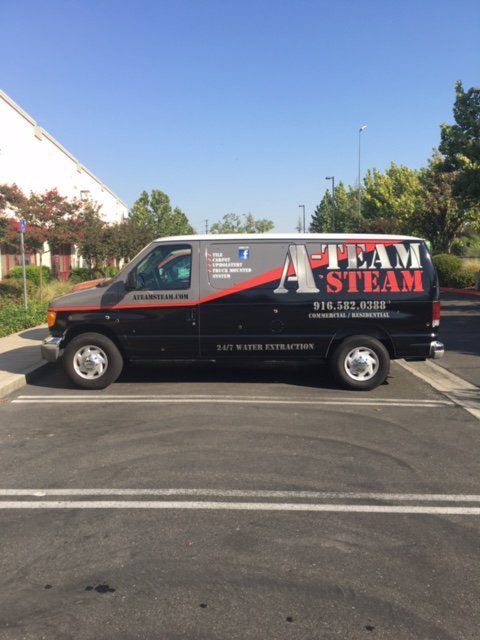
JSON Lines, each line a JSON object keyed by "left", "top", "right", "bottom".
{"left": 103, "top": 265, "right": 119, "bottom": 278}
{"left": 69, "top": 266, "right": 112, "bottom": 283}
{"left": 450, "top": 238, "right": 468, "bottom": 257}
{"left": 451, "top": 235, "right": 480, "bottom": 258}
{"left": 0, "top": 277, "right": 37, "bottom": 301}
{"left": 0, "top": 277, "right": 71, "bottom": 337}
{"left": 0, "top": 300, "right": 48, "bottom": 338}
{"left": 40, "top": 280, "right": 73, "bottom": 301}
{"left": 69, "top": 267, "right": 92, "bottom": 284}
{"left": 433, "top": 254, "right": 476, "bottom": 288}
{"left": 1, "top": 277, "right": 70, "bottom": 303}
{"left": 464, "top": 236, "right": 480, "bottom": 259}
{"left": 8, "top": 265, "right": 52, "bottom": 285}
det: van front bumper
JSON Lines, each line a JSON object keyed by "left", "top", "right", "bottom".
{"left": 41, "top": 337, "right": 62, "bottom": 362}
{"left": 429, "top": 340, "right": 445, "bottom": 359}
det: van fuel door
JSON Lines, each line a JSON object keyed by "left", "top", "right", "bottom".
{"left": 270, "top": 318, "right": 284, "bottom": 333}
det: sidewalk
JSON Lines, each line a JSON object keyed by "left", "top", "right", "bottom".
{"left": 0, "top": 325, "right": 49, "bottom": 398}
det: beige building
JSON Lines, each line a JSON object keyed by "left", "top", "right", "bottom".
{"left": 0, "top": 89, "right": 128, "bottom": 279}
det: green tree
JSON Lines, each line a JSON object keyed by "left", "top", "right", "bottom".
{"left": 439, "top": 81, "right": 480, "bottom": 209}
{"left": 106, "top": 215, "right": 155, "bottom": 263}
{"left": 210, "top": 213, "right": 274, "bottom": 234}
{"left": 130, "top": 189, "right": 194, "bottom": 237}
{"left": 413, "top": 156, "right": 479, "bottom": 253}
{"left": 362, "top": 163, "right": 421, "bottom": 233}
{"left": 75, "top": 203, "right": 109, "bottom": 275}
{"left": 310, "top": 183, "right": 363, "bottom": 233}
{"left": 310, "top": 191, "right": 334, "bottom": 232}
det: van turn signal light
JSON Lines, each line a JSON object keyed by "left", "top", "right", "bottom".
{"left": 46, "top": 310, "right": 56, "bottom": 328}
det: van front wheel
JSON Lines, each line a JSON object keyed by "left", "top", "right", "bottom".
{"left": 329, "top": 335, "right": 390, "bottom": 391}
{"left": 62, "top": 332, "right": 123, "bottom": 389}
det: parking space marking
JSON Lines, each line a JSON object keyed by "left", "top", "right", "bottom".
{"left": 16, "top": 395, "right": 451, "bottom": 402}
{"left": 398, "top": 359, "right": 480, "bottom": 420}
{"left": 2, "top": 488, "right": 480, "bottom": 501}
{"left": 1, "top": 500, "right": 480, "bottom": 514}
{"left": 11, "top": 394, "right": 454, "bottom": 408}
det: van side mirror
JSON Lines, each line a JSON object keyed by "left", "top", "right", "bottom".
{"left": 125, "top": 269, "right": 137, "bottom": 291}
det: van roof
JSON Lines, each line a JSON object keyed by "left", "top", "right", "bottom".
{"left": 154, "top": 233, "right": 424, "bottom": 243}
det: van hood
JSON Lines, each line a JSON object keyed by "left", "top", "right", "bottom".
{"left": 49, "top": 280, "right": 120, "bottom": 310}
{"left": 70, "top": 277, "right": 111, "bottom": 292}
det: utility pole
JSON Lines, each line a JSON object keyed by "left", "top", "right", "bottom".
{"left": 325, "top": 176, "right": 335, "bottom": 232}
{"left": 204, "top": 219, "right": 209, "bottom": 234}
{"left": 358, "top": 125, "right": 367, "bottom": 216}
{"left": 298, "top": 204, "right": 306, "bottom": 233}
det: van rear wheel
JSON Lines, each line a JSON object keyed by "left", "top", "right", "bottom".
{"left": 63, "top": 332, "right": 123, "bottom": 389}
{"left": 329, "top": 335, "right": 390, "bottom": 391}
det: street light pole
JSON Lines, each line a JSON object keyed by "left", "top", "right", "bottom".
{"left": 358, "top": 125, "right": 367, "bottom": 216}
{"left": 325, "top": 176, "right": 335, "bottom": 231}
{"left": 298, "top": 204, "right": 306, "bottom": 233}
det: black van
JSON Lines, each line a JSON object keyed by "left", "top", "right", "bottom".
{"left": 41, "top": 234, "right": 444, "bottom": 391}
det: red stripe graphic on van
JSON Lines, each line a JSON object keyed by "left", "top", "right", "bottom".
{"left": 49, "top": 240, "right": 399, "bottom": 313}
{"left": 50, "top": 265, "right": 286, "bottom": 312}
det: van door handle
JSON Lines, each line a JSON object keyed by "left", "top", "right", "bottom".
{"left": 187, "top": 308, "right": 197, "bottom": 326}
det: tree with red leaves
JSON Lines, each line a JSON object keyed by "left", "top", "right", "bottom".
{"left": 1, "top": 185, "right": 82, "bottom": 254}
{"left": 1, "top": 184, "right": 82, "bottom": 295}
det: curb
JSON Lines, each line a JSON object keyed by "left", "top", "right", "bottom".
{"left": 441, "top": 287, "right": 480, "bottom": 297}
{"left": 0, "top": 324, "right": 51, "bottom": 399}
{"left": 0, "top": 360, "right": 51, "bottom": 399}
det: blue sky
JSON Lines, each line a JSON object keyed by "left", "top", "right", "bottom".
{"left": 1, "top": 0, "right": 479, "bottom": 231}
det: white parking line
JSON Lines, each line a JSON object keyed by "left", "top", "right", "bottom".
{"left": 1, "top": 488, "right": 479, "bottom": 501}
{"left": 16, "top": 395, "right": 452, "bottom": 403}
{"left": 11, "top": 394, "right": 454, "bottom": 407}
{"left": 398, "top": 359, "right": 480, "bottom": 420}
{"left": 0, "top": 500, "right": 480, "bottom": 514}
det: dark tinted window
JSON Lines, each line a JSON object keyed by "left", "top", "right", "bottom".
{"left": 136, "top": 244, "right": 191, "bottom": 291}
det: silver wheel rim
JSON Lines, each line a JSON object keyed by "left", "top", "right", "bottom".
{"left": 73, "top": 345, "right": 108, "bottom": 380}
{"left": 344, "top": 346, "right": 379, "bottom": 381}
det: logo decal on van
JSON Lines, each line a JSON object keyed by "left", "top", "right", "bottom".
{"left": 238, "top": 247, "right": 250, "bottom": 260}
{"left": 274, "top": 243, "right": 424, "bottom": 295}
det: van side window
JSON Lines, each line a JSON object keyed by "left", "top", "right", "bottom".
{"left": 136, "top": 244, "right": 192, "bottom": 291}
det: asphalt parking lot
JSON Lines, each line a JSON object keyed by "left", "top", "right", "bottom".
{"left": 1, "top": 347, "right": 480, "bottom": 640}
{"left": 436, "top": 292, "right": 480, "bottom": 386}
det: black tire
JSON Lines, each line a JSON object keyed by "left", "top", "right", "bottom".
{"left": 62, "top": 332, "right": 123, "bottom": 390}
{"left": 329, "top": 335, "right": 390, "bottom": 391}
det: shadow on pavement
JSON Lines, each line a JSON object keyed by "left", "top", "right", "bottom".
{"left": 18, "top": 327, "right": 49, "bottom": 341}
{"left": 23, "top": 359, "right": 392, "bottom": 392}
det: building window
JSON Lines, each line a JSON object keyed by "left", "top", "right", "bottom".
{"left": 80, "top": 190, "right": 91, "bottom": 202}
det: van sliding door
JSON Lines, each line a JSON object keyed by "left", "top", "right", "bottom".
{"left": 198, "top": 241, "right": 328, "bottom": 358}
